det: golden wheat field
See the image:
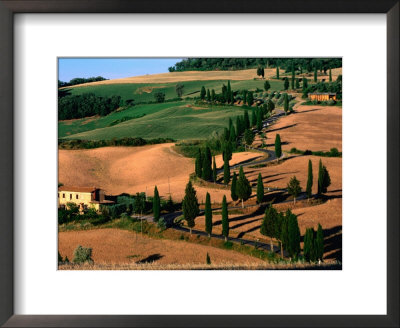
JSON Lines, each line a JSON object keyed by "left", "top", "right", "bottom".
{"left": 58, "top": 228, "right": 265, "bottom": 266}
{"left": 61, "top": 67, "right": 342, "bottom": 88}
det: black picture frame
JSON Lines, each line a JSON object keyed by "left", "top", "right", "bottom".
{"left": 0, "top": 1, "right": 398, "bottom": 327}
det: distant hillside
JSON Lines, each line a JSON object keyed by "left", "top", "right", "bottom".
{"left": 168, "top": 58, "right": 342, "bottom": 72}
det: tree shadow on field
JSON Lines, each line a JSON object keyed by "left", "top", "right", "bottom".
{"left": 213, "top": 204, "right": 266, "bottom": 227}
{"left": 323, "top": 225, "right": 342, "bottom": 262}
{"left": 136, "top": 254, "right": 164, "bottom": 264}
{"left": 266, "top": 124, "right": 297, "bottom": 133}
{"left": 237, "top": 224, "right": 262, "bottom": 239}
{"left": 266, "top": 141, "right": 290, "bottom": 147}
{"left": 295, "top": 108, "right": 323, "bottom": 114}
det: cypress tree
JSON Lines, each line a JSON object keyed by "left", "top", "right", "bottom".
{"left": 153, "top": 185, "right": 160, "bottom": 222}
{"left": 195, "top": 148, "right": 203, "bottom": 177}
{"left": 295, "top": 78, "right": 300, "bottom": 89}
{"left": 314, "top": 66, "right": 317, "bottom": 82}
{"left": 182, "top": 180, "right": 199, "bottom": 234}
{"left": 206, "top": 88, "right": 211, "bottom": 101}
{"left": 287, "top": 212, "right": 301, "bottom": 258}
{"left": 236, "top": 166, "right": 252, "bottom": 208}
{"left": 244, "top": 110, "right": 250, "bottom": 129}
{"left": 206, "top": 252, "right": 211, "bottom": 265}
{"left": 280, "top": 209, "right": 290, "bottom": 250}
{"left": 329, "top": 68, "right": 332, "bottom": 82}
{"left": 303, "top": 77, "right": 308, "bottom": 91}
{"left": 231, "top": 172, "right": 238, "bottom": 201}
{"left": 228, "top": 117, "right": 233, "bottom": 132}
{"left": 205, "top": 192, "right": 212, "bottom": 237}
{"left": 257, "top": 109, "right": 262, "bottom": 131}
{"left": 303, "top": 227, "right": 315, "bottom": 262}
{"left": 223, "top": 156, "right": 230, "bottom": 185}
{"left": 200, "top": 86, "right": 206, "bottom": 100}
{"left": 274, "top": 134, "right": 282, "bottom": 159}
{"left": 291, "top": 67, "right": 295, "bottom": 89}
{"left": 236, "top": 116, "right": 242, "bottom": 137}
{"left": 276, "top": 66, "right": 279, "bottom": 79}
{"left": 230, "top": 91, "right": 234, "bottom": 105}
{"left": 211, "top": 89, "right": 216, "bottom": 102}
{"left": 306, "top": 159, "right": 313, "bottom": 199}
{"left": 264, "top": 80, "right": 270, "bottom": 91}
{"left": 230, "top": 126, "right": 237, "bottom": 142}
{"left": 315, "top": 223, "right": 324, "bottom": 261}
{"left": 221, "top": 195, "right": 229, "bottom": 242}
{"left": 318, "top": 159, "right": 331, "bottom": 195}
{"left": 202, "top": 153, "right": 211, "bottom": 181}
{"left": 244, "top": 129, "right": 254, "bottom": 147}
{"left": 221, "top": 84, "right": 227, "bottom": 102}
{"left": 256, "top": 173, "right": 264, "bottom": 204}
{"left": 212, "top": 156, "right": 217, "bottom": 183}
{"left": 251, "top": 109, "right": 257, "bottom": 127}
{"left": 287, "top": 176, "right": 302, "bottom": 205}
{"left": 284, "top": 93, "right": 289, "bottom": 114}
{"left": 284, "top": 77, "right": 289, "bottom": 90}
{"left": 260, "top": 206, "right": 278, "bottom": 251}
{"left": 227, "top": 81, "right": 232, "bottom": 104}
{"left": 247, "top": 92, "right": 254, "bottom": 107}
{"left": 242, "top": 90, "right": 248, "bottom": 106}
{"left": 222, "top": 141, "right": 232, "bottom": 162}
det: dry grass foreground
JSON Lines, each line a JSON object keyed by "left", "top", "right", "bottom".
{"left": 58, "top": 228, "right": 265, "bottom": 267}
{"left": 58, "top": 144, "right": 261, "bottom": 202}
{"left": 61, "top": 68, "right": 342, "bottom": 88}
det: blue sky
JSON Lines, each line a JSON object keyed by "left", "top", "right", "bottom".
{"left": 58, "top": 58, "right": 182, "bottom": 82}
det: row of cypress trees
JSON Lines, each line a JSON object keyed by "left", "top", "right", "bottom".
{"left": 195, "top": 147, "right": 213, "bottom": 181}
{"left": 306, "top": 159, "right": 331, "bottom": 198}
{"left": 304, "top": 224, "right": 324, "bottom": 262}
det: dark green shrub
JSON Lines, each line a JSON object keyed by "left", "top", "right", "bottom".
{"left": 206, "top": 252, "right": 211, "bottom": 265}
{"left": 157, "top": 217, "right": 167, "bottom": 231}
{"left": 73, "top": 245, "right": 93, "bottom": 264}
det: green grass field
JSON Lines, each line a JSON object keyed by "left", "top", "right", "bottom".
{"left": 59, "top": 101, "right": 186, "bottom": 138}
{"left": 65, "top": 79, "right": 284, "bottom": 103}
{"left": 61, "top": 102, "right": 248, "bottom": 141}
{"left": 59, "top": 78, "right": 284, "bottom": 141}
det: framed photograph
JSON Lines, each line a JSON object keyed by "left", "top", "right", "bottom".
{"left": 0, "top": 1, "right": 398, "bottom": 327}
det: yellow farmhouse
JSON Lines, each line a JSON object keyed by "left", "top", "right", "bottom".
{"left": 308, "top": 92, "right": 337, "bottom": 102}
{"left": 58, "top": 186, "right": 114, "bottom": 212}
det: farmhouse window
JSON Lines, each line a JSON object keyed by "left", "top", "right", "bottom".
{"left": 63, "top": 193, "right": 65, "bottom": 198}
{"left": 70, "top": 194, "right": 72, "bottom": 200}
{"left": 76, "top": 194, "right": 79, "bottom": 199}
{"left": 58, "top": 193, "right": 59, "bottom": 198}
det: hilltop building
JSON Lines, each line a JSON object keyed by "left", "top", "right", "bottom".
{"left": 308, "top": 92, "right": 337, "bottom": 102}
{"left": 58, "top": 186, "right": 114, "bottom": 212}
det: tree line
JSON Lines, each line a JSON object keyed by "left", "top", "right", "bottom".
{"left": 168, "top": 58, "right": 342, "bottom": 73}
{"left": 58, "top": 93, "right": 122, "bottom": 120}
{"left": 58, "top": 76, "right": 107, "bottom": 88}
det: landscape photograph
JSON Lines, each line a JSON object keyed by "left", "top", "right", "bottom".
{"left": 57, "top": 57, "right": 342, "bottom": 270}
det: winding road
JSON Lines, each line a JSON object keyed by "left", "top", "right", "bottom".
{"left": 133, "top": 111, "right": 304, "bottom": 256}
